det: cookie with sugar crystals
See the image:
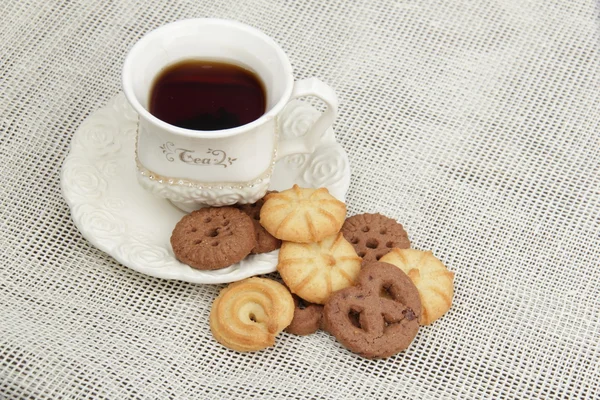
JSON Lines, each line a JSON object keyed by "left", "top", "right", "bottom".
{"left": 170, "top": 207, "right": 255, "bottom": 270}
{"left": 260, "top": 185, "right": 346, "bottom": 243}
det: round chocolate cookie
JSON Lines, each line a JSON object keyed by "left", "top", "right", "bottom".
{"left": 341, "top": 213, "right": 410, "bottom": 264}
{"left": 323, "top": 262, "right": 421, "bottom": 359}
{"left": 237, "top": 191, "right": 281, "bottom": 254}
{"left": 170, "top": 207, "right": 255, "bottom": 270}
{"left": 285, "top": 294, "right": 324, "bottom": 336}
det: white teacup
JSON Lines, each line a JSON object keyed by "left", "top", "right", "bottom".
{"left": 122, "top": 18, "right": 338, "bottom": 211}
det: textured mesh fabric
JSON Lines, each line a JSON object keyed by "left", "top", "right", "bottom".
{"left": 1, "top": 0, "right": 599, "bottom": 399}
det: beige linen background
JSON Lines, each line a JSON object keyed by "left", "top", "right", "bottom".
{"left": 1, "top": 0, "right": 599, "bottom": 398}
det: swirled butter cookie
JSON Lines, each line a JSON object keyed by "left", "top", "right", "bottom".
{"left": 210, "top": 277, "right": 294, "bottom": 352}
{"left": 277, "top": 232, "right": 362, "bottom": 304}
{"left": 380, "top": 249, "right": 454, "bottom": 325}
{"left": 260, "top": 185, "right": 346, "bottom": 243}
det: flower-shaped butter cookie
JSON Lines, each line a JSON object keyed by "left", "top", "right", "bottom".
{"left": 380, "top": 249, "right": 454, "bottom": 325}
{"left": 260, "top": 185, "right": 346, "bottom": 243}
{"left": 277, "top": 232, "right": 362, "bottom": 304}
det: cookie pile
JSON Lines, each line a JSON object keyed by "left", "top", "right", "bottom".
{"left": 170, "top": 185, "right": 455, "bottom": 358}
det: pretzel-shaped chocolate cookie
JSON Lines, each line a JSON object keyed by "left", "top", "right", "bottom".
{"left": 323, "top": 262, "right": 421, "bottom": 359}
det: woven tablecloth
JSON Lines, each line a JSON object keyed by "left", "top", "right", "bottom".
{"left": 1, "top": 0, "right": 599, "bottom": 398}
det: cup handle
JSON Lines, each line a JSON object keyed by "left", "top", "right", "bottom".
{"left": 276, "top": 77, "right": 338, "bottom": 160}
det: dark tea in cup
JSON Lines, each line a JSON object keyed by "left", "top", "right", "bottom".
{"left": 123, "top": 18, "right": 338, "bottom": 208}
{"left": 149, "top": 60, "right": 266, "bottom": 131}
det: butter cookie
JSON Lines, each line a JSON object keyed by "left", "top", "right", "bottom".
{"left": 380, "top": 248, "right": 454, "bottom": 325}
{"left": 210, "top": 277, "right": 294, "bottom": 352}
{"left": 260, "top": 185, "right": 346, "bottom": 243}
{"left": 277, "top": 232, "right": 362, "bottom": 304}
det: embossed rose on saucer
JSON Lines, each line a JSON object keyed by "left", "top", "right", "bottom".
{"left": 61, "top": 94, "right": 350, "bottom": 284}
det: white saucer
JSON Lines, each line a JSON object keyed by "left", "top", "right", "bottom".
{"left": 61, "top": 93, "right": 350, "bottom": 284}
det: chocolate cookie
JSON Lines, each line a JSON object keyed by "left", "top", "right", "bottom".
{"left": 171, "top": 207, "right": 255, "bottom": 270}
{"left": 285, "top": 294, "right": 324, "bottom": 336}
{"left": 341, "top": 213, "right": 410, "bottom": 264}
{"left": 323, "top": 262, "right": 421, "bottom": 359}
{"left": 237, "top": 191, "right": 281, "bottom": 254}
